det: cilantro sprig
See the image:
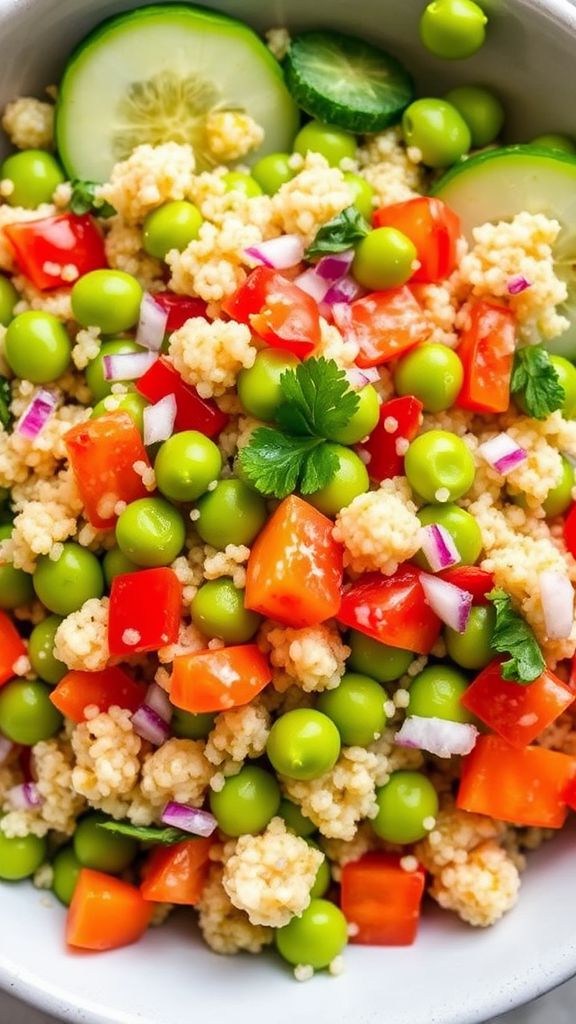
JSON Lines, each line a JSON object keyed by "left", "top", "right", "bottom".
{"left": 69, "top": 179, "right": 116, "bottom": 219}
{"left": 0, "top": 377, "right": 11, "bottom": 431}
{"left": 487, "top": 588, "right": 546, "bottom": 684}
{"left": 305, "top": 206, "right": 370, "bottom": 259}
{"left": 511, "top": 344, "right": 565, "bottom": 420}
{"left": 98, "top": 821, "right": 188, "bottom": 845}
{"left": 239, "top": 357, "right": 360, "bottom": 499}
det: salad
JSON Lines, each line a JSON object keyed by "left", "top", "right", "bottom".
{"left": 1, "top": 0, "right": 576, "bottom": 981}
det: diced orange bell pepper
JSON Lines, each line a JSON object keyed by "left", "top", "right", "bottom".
{"left": 65, "top": 411, "right": 152, "bottom": 529}
{"left": 245, "top": 495, "right": 343, "bottom": 628}
{"left": 341, "top": 853, "right": 426, "bottom": 945}
{"left": 333, "top": 287, "right": 429, "bottom": 368}
{"left": 140, "top": 838, "right": 212, "bottom": 905}
{"left": 171, "top": 645, "right": 272, "bottom": 714}
{"left": 50, "top": 667, "right": 145, "bottom": 723}
{"left": 373, "top": 197, "right": 460, "bottom": 284}
{"left": 67, "top": 869, "right": 153, "bottom": 951}
{"left": 108, "top": 567, "right": 182, "bottom": 656}
{"left": 456, "top": 301, "right": 515, "bottom": 414}
{"left": 0, "top": 610, "right": 26, "bottom": 686}
{"left": 461, "top": 659, "right": 574, "bottom": 747}
{"left": 457, "top": 734, "right": 576, "bottom": 828}
{"left": 337, "top": 566, "right": 442, "bottom": 655}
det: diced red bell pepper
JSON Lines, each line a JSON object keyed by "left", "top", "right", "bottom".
{"left": 373, "top": 197, "right": 461, "bottom": 284}
{"left": 338, "top": 566, "right": 442, "bottom": 655}
{"left": 457, "top": 734, "right": 576, "bottom": 828}
{"left": 456, "top": 301, "right": 515, "bottom": 414}
{"left": 65, "top": 411, "right": 152, "bottom": 530}
{"left": 152, "top": 291, "right": 209, "bottom": 332}
{"left": 136, "top": 356, "right": 228, "bottom": 438}
{"left": 4, "top": 213, "right": 107, "bottom": 291}
{"left": 333, "top": 287, "right": 429, "bottom": 368}
{"left": 341, "top": 853, "right": 426, "bottom": 946}
{"left": 245, "top": 495, "right": 343, "bottom": 628}
{"left": 170, "top": 645, "right": 272, "bottom": 713}
{"left": 461, "top": 658, "right": 574, "bottom": 747}
{"left": 50, "top": 668, "right": 145, "bottom": 723}
{"left": 67, "top": 869, "right": 152, "bottom": 951}
{"left": 359, "top": 395, "right": 423, "bottom": 482}
{"left": 0, "top": 610, "right": 26, "bottom": 686}
{"left": 223, "top": 266, "right": 320, "bottom": 357}
{"left": 437, "top": 566, "right": 495, "bottom": 604}
{"left": 564, "top": 503, "right": 576, "bottom": 560}
{"left": 108, "top": 568, "right": 182, "bottom": 656}
{"left": 140, "top": 838, "right": 212, "bottom": 905}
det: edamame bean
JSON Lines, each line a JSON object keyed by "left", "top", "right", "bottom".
{"left": 28, "top": 615, "right": 67, "bottom": 684}
{"left": 408, "top": 664, "right": 473, "bottom": 721}
{"left": 419, "top": 0, "right": 488, "bottom": 60}
{"left": 33, "top": 542, "right": 104, "bottom": 615}
{"left": 92, "top": 392, "right": 148, "bottom": 434}
{"left": 209, "top": 765, "right": 280, "bottom": 836}
{"left": 73, "top": 812, "right": 138, "bottom": 874}
{"left": 252, "top": 153, "right": 295, "bottom": 195}
{"left": 353, "top": 227, "right": 417, "bottom": 290}
{"left": 531, "top": 134, "right": 576, "bottom": 153}
{"left": 306, "top": 838, "right": 331, "bottom": 899}
{"left": 143, "top": 201, "right": 203, "bottom": 260}
{"left": 222, "top": 172, "right": 263, "bottom": 198}
{"left": 275, "top": 899, "right": 348, "bottom": 969}
{"left": 154, "top": 430, "right": 222, "bottom": 503}
{"left": 278, "top": 798, "right": 317, "bottom": 837}
{"left": 195, "top": 479, "right": 267, "bottom": 547}
{"left": 307, "top": 445, "right": 369, "bottom": 517}
{"left": 5, "top": 311, "right": 71, "bottom": 384}
{"left": 373, "top": 770, "right": 439, "bottom": 844}
{"left": 266, "top": 709, "right": 341, "bottom": 781}
{"left": 293, "top": 121, "right": 357, "bottom": 167}
{"left": 343, "top": 173, "right": 375, "bottom": 221}
{"left": 402, "top": 99, "right": 471, "bottom": 168}
{"left": 394, "top": 344, "right": 464, "bottom": 413}
{"left": 52, "top": 845, "right": 81, "bottom": 905}
{"left": 543, "top": 456, "right": 575, "bottom": 517}
{"left": 550, "top": 355, "right": 576, "bottom": 418}
{"left": 317, "top": 672, "right": 387, "bottom": 746}
{"left": 237, "top": 349, "right": 299, "bottom": 421}
{"left": 325, "top": 385, "right": 380, "bottom": 445}
{"left": 0, "top": 678, "right": 62, "bottom": 745}
{"left": 0, "top": 150, "right": 65, "bottom": 208}
{"left": 191, "top": 578, "right": 261, "bottom": 643}
{"left": 0, "top": 831, "right": 47, "bottom": 880}
{"left": 102, "top": 547, "right": 141, "bottom": 587}
{"left": 171, "top": 707, "right": 216, "bottom": 740}
{"left": 444, "top": 85, "right": 505, "bottom": 147}
{"left": 71, "top": 270, "right": 143, "bottom": 334}
{"left": 115, "top": 497, "right": 185, "bottom": 568}
{"left": 0, "top": 274, "right": 18, "bottom": 326}
{"left": 445, "top": 604, "right": 495, "bottom": 669}
{"left": 0, "top": 524, "right": 34, "bottom": 609}
{"left": 404, "top": 430, "right": 475, "bottom": 502}
{"left": 348, "top": 631, "right": 413, "bottom": 682}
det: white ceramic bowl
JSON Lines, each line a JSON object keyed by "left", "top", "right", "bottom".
{"left": 2, "top": 1, "right": 576, "bottom": 1021}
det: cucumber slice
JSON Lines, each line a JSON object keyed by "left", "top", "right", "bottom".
{"left": 55, "top": 4, "right": 299, "bottom": 182}
{"left": 434, "top": 145, "right": 576, "bottom": 358}
{"left": 284, "top": 31, "right": 413, "bottom": 133}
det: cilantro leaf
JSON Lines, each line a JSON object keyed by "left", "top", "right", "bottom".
{"left": 487, "top": 588, "right": 546, "bottom": 684}
{"left": 276, "top": 357, "right": 359, "bottom": 438}
{"left": 98, "top": 821, "right": 188, "bottom": 845}
{"left": 239, "top": 428, "right": 338, "bottom": 499}
{"left": 305, "top": 206, "right": 370, "bottom": 259}
{"left": 69, "top": 179, "right": 116, "bottom": 219}
{"left": 511, "top": 344, "right": 565, "bottom": 420}
{"left": 0, "top": 377, "right": 11, "bottom": 431}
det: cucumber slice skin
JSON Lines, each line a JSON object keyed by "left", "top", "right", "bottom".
{"left": 284, "top": 31, "right": 414, "bottom": 134}
{"left": 55, "top": 3, "right": 299, "bottom": 182}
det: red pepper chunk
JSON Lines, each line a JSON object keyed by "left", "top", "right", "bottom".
{"left": 223, "top": 266, "right": 320, "bottom": 357}
{"left": 563, "top": 502, "right": 576, "bottom": 560}
{"left": 141, "top": 838, "right": 212, "bottom": 905}
{"left": 457, "top": 734, "right": 576, "bottom": 828}
{"left": 108, "top": 568, "right": 182, "bottom": 656}
{"left": 359, "top": 395, "right": 423, "bottom": 482}
{"left": 438, "top": 566, "right": 495, "bottom": 604}
{"left": 50, "top": 668, "right": 145, "bottom": 723}
{"left": 373, "top": 197, "right": 461, "bottom": 284}
{"left": 171, "top": 645, "right": 272, "bottom": 713}
{"left": 341, "top": 853, "right": 426, "bottom": 946}
{"left": 461, "top": 659, "right": 574, "bottom": 747}
{"left": 337, "top": 566, "right": 442, "bottom": 655}
{"left": 456, "top": 301, "right": 515, "bottom": 414}
{"left": 0, "top": 610, "right": 26, "bottom": 686}
{"left": 4, "top": 213, "right": 107, "bottom": 291}
{"left": 137, "top": 356, "right": 228, "bottom": 438}
{"left": 333, "top": 287, "right": 429, "bottom": 368}
{"left": 152, "top": 291, "right": 209, "bottom": 332}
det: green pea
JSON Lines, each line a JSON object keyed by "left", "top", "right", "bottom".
{"left": 266, "top": 709, "right": 341, "bottom": 781}
{"left": 154, "top": 430, "right": 222, "bottom": 503}
{"left": 5, "top": 311, "right": 71, "bottom": 384}
{"left": 0, "top": 831, "right": 47, "bottom": 881}
{"left": 0, "top": 678, "right": 62, "bottom": 745}
{"left": 237, "top": 349, "right": 300, "bottom": 421}
{"left": 326, "top": 385, "right": 380, "bottom": 445}
{"left": 348, "top": 631, "right": 413, "bottom": 682}
{"left": 73, "top": 812, "right": 138, "bottom": 874}
{"left": 71, "top": 270, "right": 143, "bottom": 334}
{"left": 317, "top": 672, "right": 387, "bottom": 747}
{"left": 0, "top": 274, "right": 18, "bottom": 327}
{"left": 419, "top": 0, "right": 488, "bottom": 60}
{"left": 191, "top": 577, "right": 261, "bottom": 643}
{"left": 444, "top": 85, "right": 505, "bottom": 147}
{"left": 343, "top": 172, "right": 375, "bottom": 221}
{"left": 550, "top": 356, "right": 576, "bottom": 419}
{"left": 209, "top": 765, "right": 280, "bottom": 836}
{"left": 531, "top": 134, "right": 576, "bottom": 154}
{"left": 171, "top": 707, "right": 216, "bottom": 740}
{"left": 306, "top": 838, "right": 331, "bottom": 899}
{"left": 404, "top": 429, "right": 475, "bottom": 503}
{"left": 408, "top": 664, "right": 473, "bottom": 722}
{"left": 252, "top": 153, "right": 295, "bottom": 195}
{"left": 92, "top": 392, "right": 148, "bottom": 434}
{"left": 52, "top": 845, "right": 81, "bottom": 906}
{"left": 85, "top": 339, "right": 144, "bottom": 402}
{"left": 115, "top": 497, "right": 185, "bottom": 568}
{"left": 394, "top": 344, "right": 464, "bottom": 413}
{"left": 543, "top": 456, "right": 574, "bottom": 518}
{"left": 221, "top": 172, "right": 263, "bottom": 198}
{"left": 402, "top": 99, "right": 471, "bottom": 168}
{"left": 195, "top": 479, "right": 267, "bottom": 547}
{"left": 445, "top": 604, "right": 495, "bottom": 670}
{"left": 307, "top": 445, "right": 369, "bottom": 518}
{"left": 102, "top": 547, "right": 141, "bottom": 588}
{"left": 28, "top": 615, "right": 67, "bottom": 685}
{"left": 373, "top": 770, "right": 439, "bottom": 844}
{"left": 353, "top": 227, "right": 417, "bottom": 291}
{"left": 414, "top": 503, "right": 482, "bottom": 570}
{"left": 278, "top": 798, "right": 316, "bottom": 837}
{"left": 0, "top": 150, "right": 65, "bottom": 208}
{"left": 0, "top": 524, "right": 34, "bottom": 609}
{"left": 33, "top": 543, "right": 104, "bottom": 616}
{"left": 275, "top": 898, "right": 347, "bottom": 969}
{"left": 293, "top": 120, "right": 357, "bottom": 167}
{"left": 142, "top": 201, "right": 203, "bottom": 260}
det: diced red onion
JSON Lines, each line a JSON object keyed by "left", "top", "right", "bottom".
{"left": 245, "top": 235, "right": 305, "bottom": 270}
{"left": 478, "top": 433, "right": 527, "bottom": 475}
{"left": 294, "top": 267, "right": 332, "bottom": 303}
{"left": 103, "top": 351, "right": 158, "bottom": 382}
{"left": 161, "top": 801, "right": 218, "bottom": 838}
{"left": 315, "top": 250, "right": 355, "bottom": 282}
{"left": 143, "top": 393, "right": 177, "bottom": 446}
{"left": 0, "top": 735, "right": 13, "bottom": 766}
{"left": 345, "top": 366, "right": 380, "bottom": 390}
{"left": 324, "top": 274, "right": 364, "bottom": 306}
{"left": 507, "top": 275, "right": 532, "bottom": 295}
{"left": 420, "top": 523, "right": 461, "bottom": 573}
{"left": 16, "top": 389, "right": 57, "bottom": 440}
{"left": 539, "top": 570, "right": 574, "bottom": 640}
{"left": 420, "top": 572, "right": 473, "bottom": 633}
{"left": 395, "top": 715, "right": 479, "bottom": 758}
{"left": 145, "top": 682, "right": 173, "bottom": 724}
{"left": 136, "top": 293, "right": 169, "bottom": 352}
{"left": 131, "top": 704, "right": 170, "bottom": 746}
{"left": 7, "top": 781, "right": 43, "bottom": 810}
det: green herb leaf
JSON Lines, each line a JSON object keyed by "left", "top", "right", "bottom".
{"left": 487, "top": 588, "right": 546, "bottom": 684}
{"left": 98, "top": 821, "right": 188, "bottom": 845}
{"left": 511, "top": 344, "right": 565, "bottom": 420}
{"left": 69, "top": 179, "right": 116, "bottom": 219}
{"left": 0, "top": 377, "right": 12, "bottom": 431}
{"left": 305, "top": 206, "right": 370, "bottom": 259}
{"left": 276, "top": 357, "right": 360, "bottom": 438}
{"left": 239, "top": 428, "right": 338, "bottom": 499}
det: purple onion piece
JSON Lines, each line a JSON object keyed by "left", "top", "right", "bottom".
{"left": 145, "top": 682, "right": 173, "bottom": 724}
{"left": 103, "top": 351, "right": 158, "bottom": 382}
{"left": 131, "top": 705, "right": 171, "bottom": 746}
{"left": 161, "top": 801, "right": 218, "bottom": 838}
{"left": 539, "top": 570, "right": 574, "bottom": 641}
{"left": 16, "top": 390, "right": 57, "bottom": 439}
{"left": 136, "top": 293, "right": 169, "bottom": 352}
{"left": 507, "top": 275, "right": 532, "bottom": 295}
{"left": 244, "top": 235, "right": 305, "bottom": 271}
{"left": 8, "top": 781, "right": 43, "bottom": 810}
{"left": 420, "top": 523, "right": 460, "bottom": 573}
{"left": 478, "top": 433, "right": 527, "bottom": 476}
{"left": 420, "top": 573, "right": 473, "bottom": 633}
{"left": 324, "top": 274, "right": 364, "bottom": 306}
{"left": 143, "top": 393, "right": 177, "bottom": 446}
{"left": 315, "top": 249, "right": 355, "bottom": 282}
{"left": 395, "top": 715, "right": 478, "bottom": 758}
